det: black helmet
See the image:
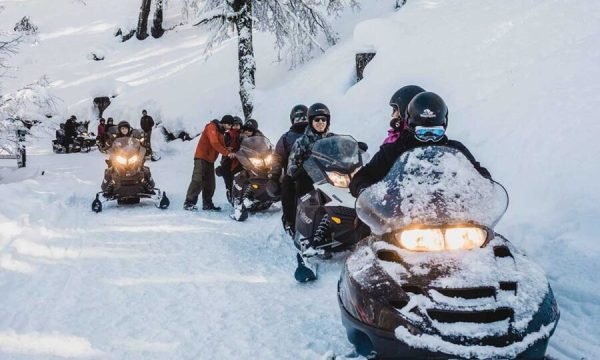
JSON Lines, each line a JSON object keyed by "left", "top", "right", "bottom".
{"left": 99, "top": 118, "right": 106, "bottom": 123}
{"left": 107, "top": 117, "right": 114, "bottom": 124}
{"left": 242, "top": 119, "right": 259, "bottom": 132}
{"left": 289, "top": 104, "right": 308, "bottom": 124}
{"left": 389, "top": 85, "right": 426, "bottom": 118}
{"left": 406, "top": 92, "right": 448, "bottom": 130}
{"left": 232, "top": 116, "right": 244, "bottom": 127}
{"left": 308, "top": 103, "right": 330, "bottom": 121}
{"left": 117, "top": 120, "right": 131, "bottom": 135}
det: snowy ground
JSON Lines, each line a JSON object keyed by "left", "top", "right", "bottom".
{"left": 1, "top": 0, "right": 600, "bottom": 359}
{"left": 0, "top": 139, "right": 361, "bottom": 360}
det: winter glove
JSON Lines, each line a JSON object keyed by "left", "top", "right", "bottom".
{"left": 215, "top": 166, "right": 224, "bottom": 177}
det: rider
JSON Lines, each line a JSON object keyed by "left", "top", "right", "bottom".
{"left": 286, "top": 103, "right": 335, "bottom": 232}
{"left": 240, "top": 119, "right": 263, "bottom": 138}
{"left": 268, "top": 104, "right": 309, "bottom": 234}
{"left": 384, "top": 85, "right": 426, "bottom": 144}
{"left": 349, "top": 92, "right": 491, "bottom": 197}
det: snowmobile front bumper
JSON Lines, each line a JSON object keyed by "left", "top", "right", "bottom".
{"left": 338, "top": 289, "right": 553, "bottom": 360}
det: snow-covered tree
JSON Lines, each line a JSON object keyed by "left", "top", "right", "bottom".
{"left": 137, "top": 0, "right": 166, "bottom": 40}
{"left": 191, "top": 0, "right": 358, "bottom": 119}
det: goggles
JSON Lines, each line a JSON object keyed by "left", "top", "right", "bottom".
{"left": 293, "top": 115, "right": 307, "bottom": 123}
{"left": 414, "top": 126, "right": 445, "bottom": 142}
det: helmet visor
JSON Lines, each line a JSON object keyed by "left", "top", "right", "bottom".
{"left": 414, "top": 126, "right": 445, "bottom": 142}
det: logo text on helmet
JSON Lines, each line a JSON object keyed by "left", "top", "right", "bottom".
{"left": 420, "top": 109, "right": 436, "bottom": 118}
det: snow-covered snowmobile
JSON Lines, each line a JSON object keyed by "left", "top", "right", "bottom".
{"left": 230, "top": 135, "right": 279, "bottom": 221}
{"left": 293, "top": 135, "right": 369, "bottom": 282}
{"left": 52, "top": 121, "right": 97, "bottom": 153}
{"left": 91, "top": 134, "right": 169, "bottom": 213}
{"left": 338, "top": 145, "right": 559, "bottom": 359}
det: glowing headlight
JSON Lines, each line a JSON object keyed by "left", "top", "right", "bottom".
{"left": 326, "top": 171, "right": 351, "bottom": 188}
{"left": 128, "top": 155, "right": 139, "bottom": 164}
{"left": 115, "top": 155, "right": 128, "bottom": 165}
{"left": 395, "top": 227, "right": 487, "bottom": 252}
{"left": 249, "top": 157, "right": 265, "bottom": 168}
{"left": 264, "top": 154, "right": 273, "bottom": 166}
{"left": 397, "top": 229, "right": 445, "bottom": 252}
{"left": 444, "top": 227, "right": 487, "bottom": 250}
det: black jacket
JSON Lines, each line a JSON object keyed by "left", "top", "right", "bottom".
{"left": 349, "top": 132, "right": 491, "bottom": 197}
{"left": 64, "top": 119, "right": 77, "bottom": 138}
{"left": 140, "top": 115, "right": 155, "bottom": 132}
{"left": 270, "top": 122, "right": 308, "bottom": 179}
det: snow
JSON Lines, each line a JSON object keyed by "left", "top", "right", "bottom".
{"left": 1, "top": 0, "right": 599, "bottom": 359}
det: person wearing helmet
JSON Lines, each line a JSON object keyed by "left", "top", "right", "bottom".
{"left": 349, "top": 92, "right": 491, "bottom": 197}
{"left": 217, "top": 116, "right": 244, "bottom": 203}
{"left": 267, "top": 104, "right": 309, "bottom": 234}
{"left": 384, "top": 85, "right": 426, "bottom": 144}
{"left": 240, "top": 119, "right": 263, "bottom": 138}
{"left": 286, "top": 103, "right": 335, "bottom": 233}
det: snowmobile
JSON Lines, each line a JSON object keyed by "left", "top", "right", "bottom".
{"left": 52, "top": 121, "right": 97, "bottom": 153}
{"left": 230, "top": 135, "right": 279, "bottom": 221}
{"left": 338, "top": 145, "right": 559, "bottom": 360}
{"left": 293, "top": 135, "right": 369, "bottom": 282}
{"left": 91, "top": 133, "right": 169, "bottom": 213}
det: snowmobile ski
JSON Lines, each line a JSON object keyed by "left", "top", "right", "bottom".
{"left": 294, "top": 252, "right": 318, "bottom": 283}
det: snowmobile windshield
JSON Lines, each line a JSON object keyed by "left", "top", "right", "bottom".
{"left": 303, "top": 135, "right": 364, "bottom": 185}
{"left": 356, "top": 146, "right": 508, "bottom": 235}
{"left": 237, "top": 136, "right": 274, "bottom": 173}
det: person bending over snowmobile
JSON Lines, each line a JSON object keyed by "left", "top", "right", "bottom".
{"left": 102, "top": 121, "right": 154, "bottom": 195}
{"left": 383, "top": 85, "right": 426, "bottom": 144}
{"left": 350, "top": 92, "right": 491, "bottom": 197}
{"left": 267, "top": 104, "right": 309, "bottom": 235}
{"left": 217, "top": 116, "right": 243, "bottom": 203}
{"left": 286, "top": 103, "right": 335, "bottom": 232}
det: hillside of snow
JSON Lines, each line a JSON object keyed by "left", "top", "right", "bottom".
{"left": 1, "top": 0, "right": 599, "bottom": 359}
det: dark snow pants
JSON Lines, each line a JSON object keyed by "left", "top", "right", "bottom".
{"left": 185, "top": 159, "right": 216, "bottom": 206}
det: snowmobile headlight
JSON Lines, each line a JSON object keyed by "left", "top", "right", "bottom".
{"left": 264, "top": 154, "right": 273, "bottom": 166}
{"left": 397, "top": 229, "right": 445, "bottom": 252}
{"left": 444, "top": 227, "right": 487, "bottom": 250}
{"left": 115, "top": 155, "right": 128, "bottom": 165}
{"left": 326, "top": 171, "right": 351, "bottom": 188}
{"left": 128, "top": 155, "right": 139, "bottom": 164}
{"left": 249, "top": 157, "right": 263, "bottom": 168}
{"left": 395, "top": 227, "right": 487, "bottom": 251}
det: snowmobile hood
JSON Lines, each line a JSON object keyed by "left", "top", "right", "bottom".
{"left": 356, "top": 146, "right": 508, "bottom": 235}
{"left": 340, "top": 235, "right": 559, "bottom": 359}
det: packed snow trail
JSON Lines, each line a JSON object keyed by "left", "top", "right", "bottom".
{"left": 0, "top": 140, "right": 364, "bottom": 359}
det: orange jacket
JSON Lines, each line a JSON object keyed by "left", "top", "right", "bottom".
{"left": 194, "top": 120, "right": 230, "bottom": 162}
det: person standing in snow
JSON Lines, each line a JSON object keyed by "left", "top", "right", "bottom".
{"left": 184, "top": 115, "right": 236, "bottom": 211}
{"left": 217, "top": 116, "right": 243, "bottom": 203}
{"left": 286, "top": 103, "right": 335, "bottom": 233}
{"left": 140, "top": 110, "right": 155, "bottom": 156}
{"left": 350, "top": 92, "right": 491, "bottom": 197}
{"left": 383, "top": 85, "right": 426, "bottom": 144}
{"left": 97, "top": 118, "right": 106, "bottom": 147}
{"left": 267, "top": 104, "right": 309, "bottom": 235}
{"left": 63, "top": 115, "right": 77, "bottom": 153}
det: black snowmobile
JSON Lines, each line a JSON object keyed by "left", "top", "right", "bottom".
{"left": 293, "top": 135, "right": 369, "bottom": 282}
{"left": 91, "top": 133, "right": 169, "bottom": 212}
{"left": 338, "top": 145, "right": 559, "bottom": 359}
{"left": 230, "top": 135, "right": 279, "bottom": 221}
{"left": 52, "top": 121, "right": 96, "bottom": 153}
